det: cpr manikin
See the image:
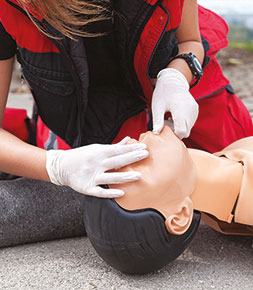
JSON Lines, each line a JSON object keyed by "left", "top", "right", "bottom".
{"left": 83, "top": 126, "right": 253, "bottom": 275}
{"left": 113, "top": 126, "right": 253, "bottom": 236}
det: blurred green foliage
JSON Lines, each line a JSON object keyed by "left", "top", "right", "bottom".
{"left": 228, "top": 24, "right": 253, "bottom": 42}
{"left": 229, "top": 42, "right": 253, "bottom": 52}
{"left": 228, "top": 24, "right": 253, "bottom": 51}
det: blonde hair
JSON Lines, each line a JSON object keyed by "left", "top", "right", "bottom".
{"left": 18, "top": 0, "right": 111, "bottom": 39}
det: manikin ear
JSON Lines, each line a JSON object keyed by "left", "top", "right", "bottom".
{"left": 165, "top": 197, "right": 194, "bottom": 235}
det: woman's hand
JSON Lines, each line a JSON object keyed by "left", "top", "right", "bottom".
{"left": 151, "top": 68, "right": 198, "bottom": 139}
{"left": 46, "top": 137, "right": 149, "bottom": 198}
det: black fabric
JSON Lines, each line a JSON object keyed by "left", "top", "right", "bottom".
{"left": 0, "top": 22, "right": 17, "bottom": 60}
{"left": 83, "top": 19, "right": 147, "bottom": 145}
{"left": 84, "top": 196, "right": 201, "bottom": 274}
{"left": 84, "top": 19, "right": 124, "bottom": 87}
{"left": 81, "top": 86, "right": 146, "bottom": 145}
{"left": 149, "top": 29, "right": 179, "bottom": 78}
{"left": 112, "top": 0, "right": 161, "bottom": 98}
{"left": 29, "top": 19, "right": 146, "bottom": 147}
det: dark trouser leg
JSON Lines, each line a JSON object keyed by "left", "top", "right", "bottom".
{"left": 0, "top": 177, "right": 86, "bottom": 248}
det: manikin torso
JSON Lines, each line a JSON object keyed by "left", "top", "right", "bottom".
{"left": 190, "top": 137, "right": 253, "bottom": 235}
{"left": 111, "top": 126, "right": 253, "bottom": 236}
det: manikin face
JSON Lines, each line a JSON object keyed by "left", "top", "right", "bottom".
{"left": 110, "top": 126, "right": 197, "bottom": 235}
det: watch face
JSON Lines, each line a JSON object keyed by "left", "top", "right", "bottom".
{"left": 192, "top": 55, "right": 203, "bottom": 76}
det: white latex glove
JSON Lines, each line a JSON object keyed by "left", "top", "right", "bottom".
{"left": 46, "top": 137, "right": 149, "bottom": 198}
{"left": 152, "top": 68, "right": 199, "bottom": 139}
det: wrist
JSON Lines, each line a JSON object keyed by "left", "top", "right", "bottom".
{"left": 166, "top": 52, "right": 203, "bottom": 88}
{"left": 157, "top": 68, "right": 190, "bottom": 90}
{"left": 167, "top": 58, "right": 194, "bottom": 83}
{"left": 46, "top": 150, "right": 63, "bottom": 186}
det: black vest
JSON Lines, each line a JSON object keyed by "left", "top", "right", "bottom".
{"left": 11, "top": 0, "right": 178, "bottom": 147}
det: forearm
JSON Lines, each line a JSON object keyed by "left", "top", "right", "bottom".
{"left": 0, "top": 58, "right": 49, "bottom": 181}
{"left": 0, "top": 128, "right": 50, "bottom": 181}
{"left": 167, "top": 0, "right": 204, "bottom": 84}
{"left": 0, "top": 58, "right": 14, "bottom": 123}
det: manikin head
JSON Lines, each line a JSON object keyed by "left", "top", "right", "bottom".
{"left": 83, "top": 126, "right": 200, "bottom": 274}
{"left": 113, "top": 126, "right": 196, "bottom": 235}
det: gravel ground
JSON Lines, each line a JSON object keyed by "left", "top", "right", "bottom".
{"left": 217, "top": 47, "right": 253, "bottom": 116}
{"left": 1, "top": 47, "right": 253, "bottom": 290}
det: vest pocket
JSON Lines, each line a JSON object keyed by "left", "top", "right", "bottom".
{"left": 19, "top": 56, "right": 78, "bottom": 145}
{"left": 20, "top": 55, "right": 75, "bottom": 96}
{"left": 23, "top": 69, "right": 75, "bottom": 97}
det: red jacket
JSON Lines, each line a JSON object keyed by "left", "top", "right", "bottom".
{"left": 1, "top": 0, "right": 252, "bottom": 152}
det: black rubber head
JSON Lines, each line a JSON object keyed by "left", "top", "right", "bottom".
{"left": 83, "top": 196, "right": 200, "bottom": 274}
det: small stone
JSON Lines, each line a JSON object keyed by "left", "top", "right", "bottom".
{"left": 227, "top": 58, "right": 243, "bottom": 66}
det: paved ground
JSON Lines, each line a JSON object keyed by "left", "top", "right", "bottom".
{"left": 1, "top": 47, "right": 253, "bottom": 289}
{"left": 0, "top": 223, "right": 252, "bottom": 290}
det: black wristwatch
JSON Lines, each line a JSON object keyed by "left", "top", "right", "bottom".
{"left": 168, "top": 52, "right": 203, "bottom": 89}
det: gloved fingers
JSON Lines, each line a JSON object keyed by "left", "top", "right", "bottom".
{"left": 183, "top": 118, "right": 196, "bottom": 140}
{"left": 102, "top": 149, "right": 149, "bottom": 170}
{"left": 95, "top": 171, "right": 141, "bottom": 185}
{"left": 117, "top": 136, "right": 131, "bottom": 145}
{"left": 87, "top": 186, "right": 124, "bottom": 198}
{"left": 151, "top": 92, "right": 166, "bottom": 135}
{"left": 104, "top": 142, "right": 147, "bottom": 158}
{"left": 183, "top": 119, "right": 194, "bottom": 139}
{"left": 178, "top": 101, "right": 199, "bottom": 139}
{"left": 171, "top": 112, "right": 189, "bottom": 139}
